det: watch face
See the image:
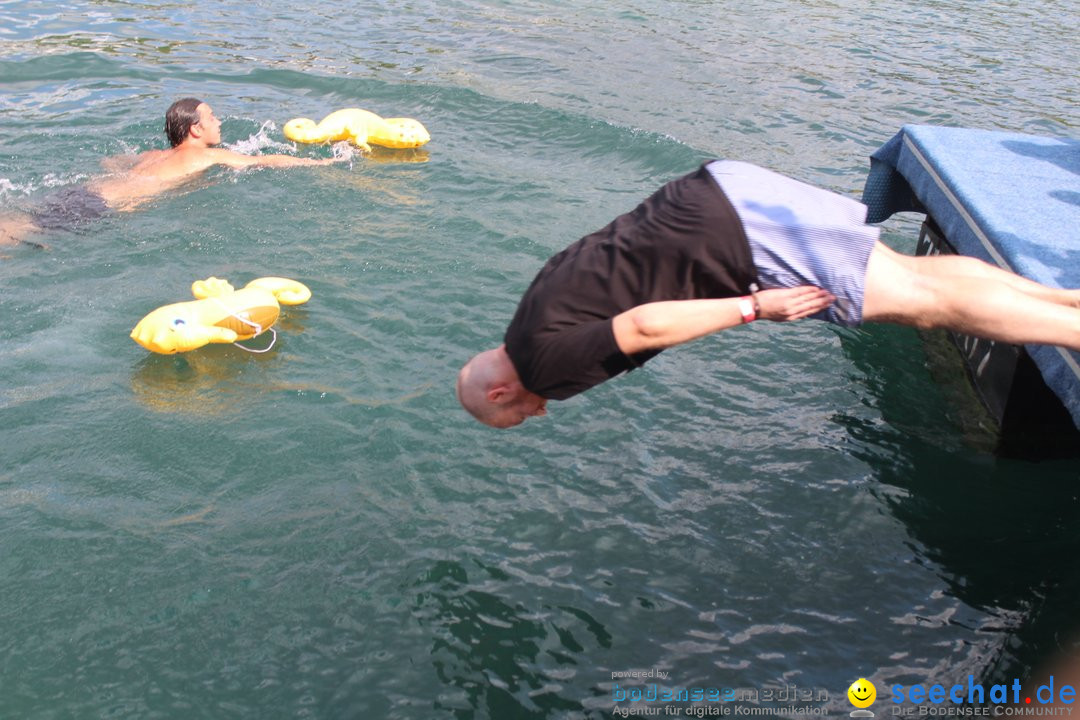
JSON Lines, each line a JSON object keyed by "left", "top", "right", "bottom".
{"left": 738, "top": 297, "right": 755, "bottom": 322}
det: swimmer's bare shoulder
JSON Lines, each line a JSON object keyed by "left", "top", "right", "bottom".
{"left": 92, "top": 148, "right": 208, "bottom": 209}
{"left": 130, "top": 147, "right": 212, "bottom": 178}
{"left": 99, "top": 153, "right": 144, "bottom": 174}
{"left": 94, "top": 144, "right": 337, "bottom": 209}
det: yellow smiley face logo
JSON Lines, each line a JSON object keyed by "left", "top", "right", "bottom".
{"left": 848, "top": 678, "right": 877, "bottom": 708}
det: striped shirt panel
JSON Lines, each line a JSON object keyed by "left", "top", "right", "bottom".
{"left": 707, "top": 160, "right": 880, "bottom": 326}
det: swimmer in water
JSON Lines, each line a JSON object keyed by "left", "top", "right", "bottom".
{"left": 0, "top": 98, "right": 343, "bottom": 247}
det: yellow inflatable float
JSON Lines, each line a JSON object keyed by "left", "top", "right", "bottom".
{"left": 131, "top": 277, "right": 311, "bottom": 354}
{"left": 283, "top": 108, "right": 430, "bottom": 152}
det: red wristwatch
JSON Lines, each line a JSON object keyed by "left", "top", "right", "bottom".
{"left": 738, "top": 296, "right": 756, "bottom": 324}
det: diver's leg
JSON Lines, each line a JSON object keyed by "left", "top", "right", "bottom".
{"left": 890, "top": 250, "right": 1080, "bottom": 308}
{"left": 862, "top": 242, "right": 1080, "bottom": 350}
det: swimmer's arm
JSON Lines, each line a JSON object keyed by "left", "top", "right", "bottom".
{"left": 611, "top": 286, "right": 835, "bottom": 354}
{"left": 208, "top": 148, "right": 340, "bottom": 169}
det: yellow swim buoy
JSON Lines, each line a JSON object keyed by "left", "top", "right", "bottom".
{"left": 283, "top": 108, "right": 430, "bottom": 152}
{"left": 131, "top": 276, "right": 311, "bottom": 354}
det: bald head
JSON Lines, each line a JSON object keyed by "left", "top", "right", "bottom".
{"left": 457, "top": 345, "right": 548, "bottom": 428}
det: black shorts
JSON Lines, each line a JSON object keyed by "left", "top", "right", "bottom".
{"left": 30, "top": 185, "right": 110, "bottom": 232}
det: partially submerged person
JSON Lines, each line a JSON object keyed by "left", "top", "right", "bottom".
{"left": 457, "top": 160, "right": 1080, "bottom": 428}
{"left": 1, "top": 98, "right": 339, "bottom": 246}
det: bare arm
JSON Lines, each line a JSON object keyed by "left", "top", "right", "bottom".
{"left": 611, "top": 286, "right": 835, "bottom": 355}
{"left": 207, "top": 148, "right": 339, "bottom": 169}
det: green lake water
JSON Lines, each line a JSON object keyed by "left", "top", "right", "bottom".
{"left": 1, "top": 1, "right": 1078, "bottom": 718}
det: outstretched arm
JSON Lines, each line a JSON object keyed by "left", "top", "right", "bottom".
{"left": 611, "top": 286, "right": 835, "bottom": 355}
{"left": 207, "top": 148, "right": 340, "bottom": 169}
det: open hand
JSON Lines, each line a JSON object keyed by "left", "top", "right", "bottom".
{"left": 755, "top": 286, "right": 835, "bottom": 322}
{"left": 329, "top": 141, "right": 356, "bottom": 162}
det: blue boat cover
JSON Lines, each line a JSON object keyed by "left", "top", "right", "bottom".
{"left": 863, "top": 124, "right": 1080, "bottom": 427}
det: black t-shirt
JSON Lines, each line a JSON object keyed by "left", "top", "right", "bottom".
{"left": 504, "top": 163, "right": 757, "bottom": 400}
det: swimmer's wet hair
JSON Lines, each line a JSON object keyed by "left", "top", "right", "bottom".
{"left": 165, "top": 98, "right": 203, "bottom": 147}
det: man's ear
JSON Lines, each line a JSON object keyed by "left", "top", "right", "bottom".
{"left": 487, "top": 384, "right": 512, "bottom": 404}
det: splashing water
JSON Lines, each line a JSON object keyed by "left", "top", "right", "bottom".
{"left": 330, "top": 141, "right": 356, "bottom": 166}
{"left": 225, "top": 119, "right": 303, "bottom": 156}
